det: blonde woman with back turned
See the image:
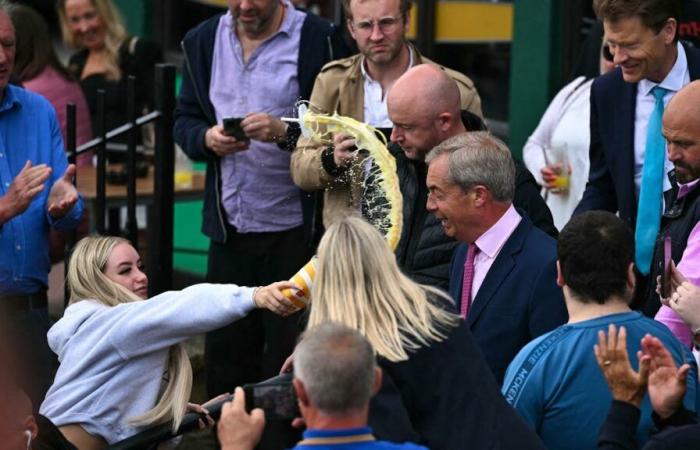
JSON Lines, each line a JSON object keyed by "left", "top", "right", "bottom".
{"left": 39, "top": 236, "right": 297, "bottom": 449}
{"left": 304, "top": 216, "right": 545, "bottom": 450}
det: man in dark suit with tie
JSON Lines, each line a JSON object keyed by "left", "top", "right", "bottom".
{"left": 427, "top": 132, "right": 568, "bottom": 383}
{"left": 575, "top": 0, "right": 700, "bottom": 309}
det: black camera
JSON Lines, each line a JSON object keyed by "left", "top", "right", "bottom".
{"left": 243, "top": 373, "right": 299, "bottom": 420}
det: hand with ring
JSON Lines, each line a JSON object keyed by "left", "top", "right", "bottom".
{"left": 594, "top": 324, "right": 650, "bottom": 408}
{"left": 665, "top": 268, "right": 700, "bottom": 335}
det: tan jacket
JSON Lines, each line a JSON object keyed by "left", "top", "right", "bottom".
{"left": 290, "top": 45, "right": 483, "bottom": 227}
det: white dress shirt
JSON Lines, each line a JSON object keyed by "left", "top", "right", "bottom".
{"left": 361, "top": 46, "right": 414, "bottom": 128}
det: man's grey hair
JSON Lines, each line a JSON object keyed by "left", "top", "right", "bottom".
{"left": 295, "top": 323, "right": 376, "bottom": 416}
{"left": 0, "top": 0, "right": 16, "bottom": 16}
{"left": 426, "top": 131, "right": 515, "bottom": 202}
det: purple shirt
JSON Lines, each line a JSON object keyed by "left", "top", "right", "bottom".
{"left": 655, "top": 178, "right": 700, "bottom": 347}
{"left": 210, "top": 3, "right": 303, "bottom": 232}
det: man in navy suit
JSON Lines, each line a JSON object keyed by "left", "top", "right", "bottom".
{"left": 427, "top": 132, "right": 567, "bottom": 383}
{"left": 575, "top": 0, "right": 700, "bottom": 301}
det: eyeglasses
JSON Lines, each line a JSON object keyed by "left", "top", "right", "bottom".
{"left": 351, "top": 15, "right": 403, "bottom": 34}
{"left": 602, "top": 43, "right": 614, "bottom": 62}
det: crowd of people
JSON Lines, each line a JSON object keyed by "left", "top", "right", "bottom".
{"left": 2, "top": 0, "right": 700, "bottom": 449}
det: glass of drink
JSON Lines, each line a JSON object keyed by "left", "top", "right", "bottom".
{"left": 546, "top": 143, "right": 570, "bottom": 193}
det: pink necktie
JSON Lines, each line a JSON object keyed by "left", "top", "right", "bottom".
{"left": 460, "top": 244, "right": 478, "bottom": 318}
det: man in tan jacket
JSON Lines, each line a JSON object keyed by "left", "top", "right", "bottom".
{"left": 290, "top": 0, "right": 482, "bottom": 228}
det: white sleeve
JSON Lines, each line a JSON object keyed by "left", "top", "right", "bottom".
{"left": 523, "top": 76, "right": 586, "bottom": 185}
{"left": 107, "top": 283, "right": 257, "bottom": 359}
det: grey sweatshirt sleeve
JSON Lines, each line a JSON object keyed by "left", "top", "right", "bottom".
{"left": 107, "top": 283, "right": 256, "bottom": 359}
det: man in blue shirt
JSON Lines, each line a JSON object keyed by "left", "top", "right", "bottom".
{"left": 0, "top": 2, "right": 83, "bottom": 407}
{"left": 502, "top": 211, "right": 697, "bottom": 450}
{"left": 217, "top": 323, "right": 427, "bottom": 450}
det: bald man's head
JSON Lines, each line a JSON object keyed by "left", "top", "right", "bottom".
{"left": 662, "top": 80, "right": 700, "bottom": 183}
{"left": 388, "top": 64, "right": 464, "bottom": 160}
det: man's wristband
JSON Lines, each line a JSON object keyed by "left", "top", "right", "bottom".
{"left": 321, "top": 146, "right": 346, "bottom": 177}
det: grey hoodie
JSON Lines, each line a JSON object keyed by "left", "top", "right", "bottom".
{"left": 40, "top": 283, "right": 256, "bottom": 444}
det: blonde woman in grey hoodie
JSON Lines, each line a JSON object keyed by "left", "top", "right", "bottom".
{"left": 40, "top": 235, "right": 298, "bottom": 449}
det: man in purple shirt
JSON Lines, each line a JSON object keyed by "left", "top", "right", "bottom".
{"left": 650, "top": 79, "right": 700, "bottom": 345}
{"left": 427, "top": 132, "right": 567, "bottom": 383}
{"left": 174, "top": 0, "right": 347, "bottom": 405}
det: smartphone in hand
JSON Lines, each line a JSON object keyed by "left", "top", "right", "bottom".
{"left": 660, "top": 236, "right": 672, "bottom": 298}
{"left": 223, "top": 117, "right": 248, "bottom": 141}
{"left": 243, "top": 374, "right": 299, "bottom": 421}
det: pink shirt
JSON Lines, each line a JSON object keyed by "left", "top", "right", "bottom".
{"left": 23, "top": 66, "right": 93, "bottom": 166}
{"left": 655, "top": 179, "right": 700, "bottom": 347}
{"left": 472, "top": 205, "right": 522, "bottom": 298}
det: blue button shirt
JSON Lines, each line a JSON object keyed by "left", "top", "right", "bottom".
{"left": 0, "top": 85, "right": 84, "bottom": 295}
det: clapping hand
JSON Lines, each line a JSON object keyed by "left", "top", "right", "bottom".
{"left": 594, "top": 324, "right": 650, "bottom": 408}
{"left": 641, "top": 334, "right": 691, "bottom": 419}
{"left": 594, "top": 325, "right": 691, "bottom": 419}
{"left": 0, "top": 161, "right": 51, "bottom": 222}
{"left": 47, "top": 164, "right": 79, "bottom": 218}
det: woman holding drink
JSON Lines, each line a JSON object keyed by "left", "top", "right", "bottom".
{"left": 523, "top": 42, "right": 615, "bottom": 229}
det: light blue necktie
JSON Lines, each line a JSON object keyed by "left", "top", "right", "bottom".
{"left": 635, "top": 86, "right": 667, "bottom": 275}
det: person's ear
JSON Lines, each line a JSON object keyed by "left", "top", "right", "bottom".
{"left": 556, "top": 260, "right": 565, "bottom": 288}
{"left": 627, "top": 262, "right": 636, "bottom": 291}
{"left": 371, "top": 367, "right": 383, "bottom": 396}
{"left": 402, "top": 10, "right": 410, "bottom": 33}
{"left": 347, "top": 18, "right": 357, "bottom": 40}
{"left": 471, "top": 185, "right": 489, "bottom": 206}
{"left": 23, "top": 415, "right": 38, "bottom": 442}
{"left": 293, "top": 378, "right": 310, "bottom": 409}
{"left": 436, "top": 112, "right": 452, "bottom": 131}
{"left": 661, "top": 18, "right": 677, "bottom": 45}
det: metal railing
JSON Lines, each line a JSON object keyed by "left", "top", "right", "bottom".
{"left": 65, "top": 63, "right": 177, "bottom": 297}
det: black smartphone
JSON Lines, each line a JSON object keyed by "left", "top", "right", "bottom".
{"left": 661, "top": 236, "right": 672, "bottom": 298}
{"left": 223, "top": 117, "right": 248, "bottom": 141}
{"left": 243, "top": 374, "right": 299, "bottom": 420}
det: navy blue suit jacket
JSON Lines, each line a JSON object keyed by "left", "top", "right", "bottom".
{"left": 448, "top": 212, "right": 568, "bottom": 384}
{"left": 574, "top": 44, "right": 700, "bottom": 229}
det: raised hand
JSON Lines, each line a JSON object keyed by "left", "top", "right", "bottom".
{"left": 332, "top": 132, "right": 358, "bottom": 168}
{"left": 641, "top": 334, "right": 691, "bottom": 419}
{"left": 594, "top": 324, "right": 650, "bottom": 407}
{"left": 218, "top": 387, "right": 265, "bottom": 450}
{"left": 47, "top": 164, "right": 79, "bottom": 218}
{"left": 253, "top": 281, "right": 301, "bottom": 316}
{"left": 0, "top": 161, "right": 51, "bottom": 223}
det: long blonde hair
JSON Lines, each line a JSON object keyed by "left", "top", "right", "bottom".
{"left": 308, "top": 216, "right": 460, "bottom": 362}
{"left": 67, "top": 236, "right": 192, "bottom": 432}
{"left": 57, "top": 0, "right": 128, "bottom": 81}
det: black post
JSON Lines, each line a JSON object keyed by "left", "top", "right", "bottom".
{"left": 96, "top": 90, "right": 107, "bottom": 234}
{"left": 415, "top": 0, "right": 435, "bottom": 59}
{"left": 126, "top": 76, "right": 138, "bottom": 246}
{"left": 148, "top": 64, "right": 176, "bottom": 295}
{"left": 64, "top": 103, "right": 77, "bottom": 307}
